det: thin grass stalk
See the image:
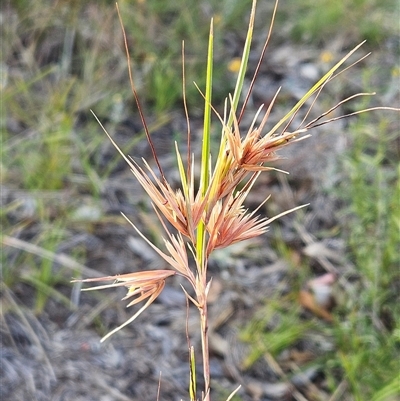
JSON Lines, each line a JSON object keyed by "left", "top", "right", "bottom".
{"left": 228, "top": 0, "right": 257, "bottom": 127}
{"left": 200, "top": 296, "right": 210, "bottom": 400}
{"left": 197, "top": 20, "right": 214, "bottom": 273}
{"left": 267, "top": 41, "right": 366, "bottom": 137}
{"left": 238, "top": 0, "right": 278, "bottom": 123}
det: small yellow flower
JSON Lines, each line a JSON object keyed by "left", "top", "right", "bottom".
{"left": 320, "top": 50, "right": 334, "bottom": 64}
{"left": 392, "top": 66, "right": 400, "bottom": 77}
{"left": 228, "top": 57, "right": 242, "bottom": 73}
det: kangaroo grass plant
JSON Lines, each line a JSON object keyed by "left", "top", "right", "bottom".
{"left": 72, "top": 0, "right": 399, "bottom": 399}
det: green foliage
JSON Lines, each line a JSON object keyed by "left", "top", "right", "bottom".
{"left": 6, "top": 75, "right": 75, "bottom": 190}
{"left": 286, "top": 0, "right": 397, "bottom": 44}
{"left": 241, "top": 300, "right": 312, "bottom": 368}
{"left": 331, "top": 105, "right": 400, "bottom": 400}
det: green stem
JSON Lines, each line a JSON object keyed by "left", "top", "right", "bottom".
{"left": 196, "top": 19, "right": 213, "bottom": 272}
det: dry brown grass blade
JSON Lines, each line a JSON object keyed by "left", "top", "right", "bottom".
{"left": 1, "top": 284, "right": 56, "bottom": 381}
{"left": 116, "top": 3, "right": 165, "bottom": 180}
{"left": 2, "top": 235, "right": 102, "bottom": 278}
{"left": 238, "top": 0, "right": 279, "bottom": 123}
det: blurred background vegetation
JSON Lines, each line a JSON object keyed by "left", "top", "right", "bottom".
{"left": 2, "top": 0, "right": 399, "bottom": 400}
